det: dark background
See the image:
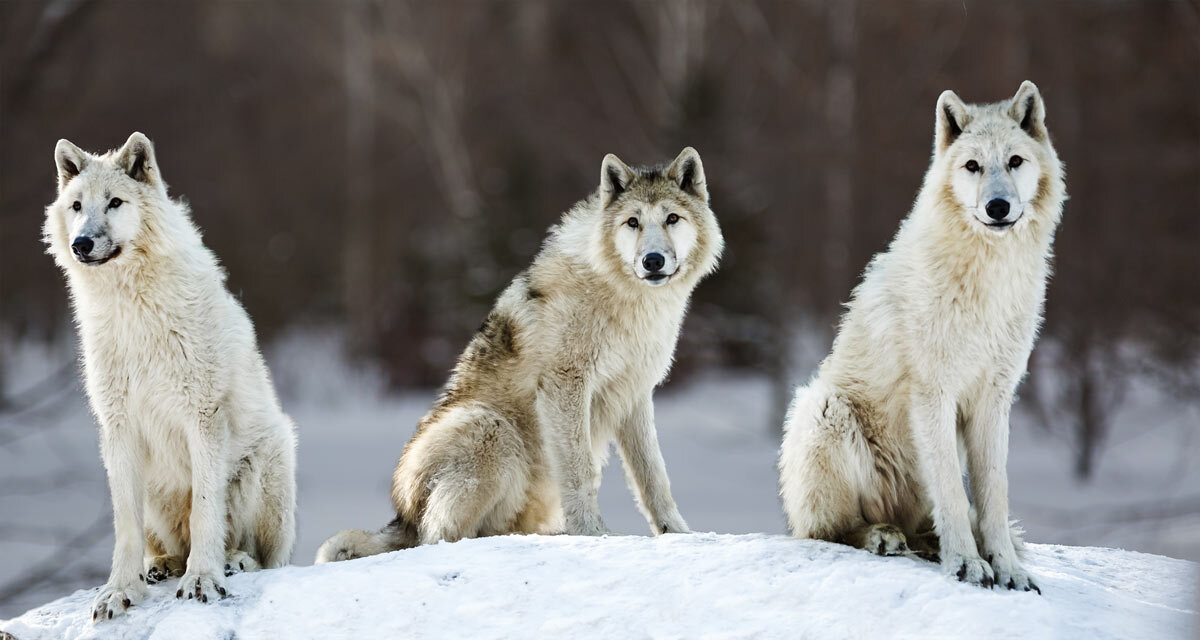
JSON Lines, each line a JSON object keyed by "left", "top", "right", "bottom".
{"left": 5, "top": 0, "right": 1198, "bottom": 473}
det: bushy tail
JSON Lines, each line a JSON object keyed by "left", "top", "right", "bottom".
{"left": 314, "top": 515, "right": 418, "bottom": 563}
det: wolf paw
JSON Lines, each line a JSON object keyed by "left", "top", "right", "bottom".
{"left": 863, "top": 524, "right": 909, "bottom": 556}
{"left": 224, "top": 550, "right": 260, "bottom": 577}
{"left": 943, "top": 551, "right": 995, "bottom": 589}
{"left": 92, "top": 579, "right": 148, "bottom": 621}
{"left": 987, "top": 554, "right": 1041, "bottom": 594}
{"left": 175, "top": 570, "right": 227, "bottom": 603}
{"left": 145, "top": 555, "right": 186, "bottom": 584}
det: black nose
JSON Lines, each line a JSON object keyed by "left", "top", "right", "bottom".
{"left": 985, "top": 198, "right": 1010, "bottom": 221}
{"left": 71, "top": 236, "right": 94, "bottom": 257}
{"left": 642, "top": 252, "right": 665, "bottom": 273}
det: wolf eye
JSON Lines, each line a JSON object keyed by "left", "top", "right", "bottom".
{"left": 965, "top": 160, "right": 980, "bottom": 173}
{"left": 666, "top": 213, "right": 680, "bottom": 225}
{"left": 109, "top": 197, "right": 123, "bottom": 209}
{"left": 72, "top": 201, "right": 81, "bottom": 211}
{"left": 626, "top": 217, "right": 639, "bottom": 229}
{"left": 1008, "top": 156, "right": 1023, "bottom": 169}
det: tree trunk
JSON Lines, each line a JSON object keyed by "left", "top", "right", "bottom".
{"left": 343, "top": 0, "right": 376, "bottom": 357}
{"left": 822, "top": 0, "right": 857, "bottom": 301}
{"left": 1075, "top": 362, "right": 1099, "bottom": 480}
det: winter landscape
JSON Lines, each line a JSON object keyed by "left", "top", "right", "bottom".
{"left": 1, "top": 335, "right": 1197, "bottom": 638}
{"left": 4, "top": 535, "right": 1195, "bottom": 640}
{"left": 3, "top": 1, "right": 1199, "bottom": 638}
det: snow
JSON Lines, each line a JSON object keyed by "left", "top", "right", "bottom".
{"left": 2, "top": 331, "right": 1199, "bottom": 633}
{"left": 2, "top": 534, "right": 1195, "bottom": 640}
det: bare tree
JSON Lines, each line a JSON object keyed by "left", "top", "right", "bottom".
{"left": 343, "top": 0, "right": 377, "bottom": 357}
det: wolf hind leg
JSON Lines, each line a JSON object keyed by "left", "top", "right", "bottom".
{"left": 251, "top": 417, "right": 298, "bottom": 570}
{"left": 844, "top": 523, "right": 911, "bottom": 556}
{"left": 144, "top": 503, "right": 189, "bottom": 583}
{"left": 223, "top": 549, "right": 260, "bottom": 576}
{"left": 780, "top": 381, "right": 893, "bottom": 545}
{"left": 412, "top": 404, "right": 530, "bottom": 545}
{"left": 144, "top": 554, "right": 186, "bottom": 584}
{"left": 905, "top": 525, "right": 941, "bottom": 561}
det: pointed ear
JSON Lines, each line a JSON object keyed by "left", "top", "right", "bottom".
{"left": 54, "top": 139, "right": 87, "bottom": 192}
{"left": 935, "top": 90, "right": 969, "bottom": 153}
{"left": 115, "top": 132, "right": 159, "bottom": 185}
{"left": 600, "top": 153, "right": 635, "bottom": 207}
{"left": 1009, "top": 80, "right": 1047, "bottom": 140}
{"left": 666, "top": 146, "right": 707, "bottom": 201}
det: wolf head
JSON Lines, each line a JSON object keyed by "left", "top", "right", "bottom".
{"left": 593, "top": 147, "right": 724, "bottom": 288}
{"left": 44, "top": 132, "right": 168, "bottom": 270}
{"left": 932, "top": 81, "right": 1064, "bottom": 236}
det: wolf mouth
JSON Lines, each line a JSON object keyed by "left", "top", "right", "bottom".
{"left": 643, "top": 270, "right": 672, "bottom": 285}
{"left": 984, "top": 215, "right": 1021, "bottom": 230}
{"left": 79, "top": 246, "right": 122, "bottom": 266}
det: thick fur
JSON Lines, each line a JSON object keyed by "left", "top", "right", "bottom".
{"left": 44, "top": 133, "right": 298, "bottom": 620}
{"left": 779, "top": 82, "right": 1065, "bottom": 592}
{"left": 316, "top": 148, "right": 723, "bottom": 562}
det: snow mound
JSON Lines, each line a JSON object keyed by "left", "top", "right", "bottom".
{"left": 2, "top": 534, "right": 1195, "bottom": 640}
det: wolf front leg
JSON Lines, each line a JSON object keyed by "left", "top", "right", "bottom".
{"left": 538, "top": 368, "right": 607, "bottom": 536}
{"left": 176, "top": 407, "right": 230, "bottom": 603}
{"left": 967, "top": 386, "right": 1040, "bottom": 593}
{"left": 617, "top": 396, "right": 689, "bottom": 535}
{"left": 910, "top": 390, "right": 995, "bottom": 588}
{"left": 93, "top": 420, "right": 150, "bottom": 621}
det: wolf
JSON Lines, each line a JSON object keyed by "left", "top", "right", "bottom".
{"left": 44, "top": 133, "right": 298, "bottom": 619}
{"left": 778, "top": 81, "right": 1065, "bottom": 592}
{"left": 316, "top": 147, "right": 723, "bottom": 562}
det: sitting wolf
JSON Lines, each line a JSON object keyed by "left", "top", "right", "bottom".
{"left": 318, "top": 147, "right": 723, "bottom": 561}
{"left": 779, "top": 82, "right": 1065, "bottom": 592}
{"left": 44, "top": 133, "right": 297, "bottom": 619}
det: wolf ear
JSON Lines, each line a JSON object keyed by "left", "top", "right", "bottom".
{"left": 115, "top": 132, "right": 160, "bottom": 185}
{"left": 667, "top": 146, "right": 707, "bottom": 201}
{"left": 54, "top": 139, "right": 87, "bottom": 192}
{"left": 1009, "top": 80, "right": 1047, "bottom": 140}
{"left": 600, "top": 153, "right": 635, "bottom": 207}
{"left": 935, "top": 90, "right": 969, "bottom": 153}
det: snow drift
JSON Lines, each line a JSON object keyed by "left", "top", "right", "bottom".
{"left": 2, "top": 534, "right": 1195, "bottom": 640}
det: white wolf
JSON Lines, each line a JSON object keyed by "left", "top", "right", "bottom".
{"left": 316, "top": 147, "right": 723, "bottom": 562}
{"left": 44, "top": 133, "right": 298, "bottom": 619}
{"left": 779, "top": 82, "right": 1065, "bottom": 592}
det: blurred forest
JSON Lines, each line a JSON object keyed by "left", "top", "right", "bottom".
{"left": 2, "top": 0, "right": 1198, "bottom": 482}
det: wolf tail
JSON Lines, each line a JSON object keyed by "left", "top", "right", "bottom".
{"left": 314, "top": 515, "right": 419, "bottom": 563}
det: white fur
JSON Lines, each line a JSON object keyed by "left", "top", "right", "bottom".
{"left": 44, "top": 133, "right": 297, "bottom": 620}
{"left": 779, "top": 82, "right": 1065, "bottom": 593}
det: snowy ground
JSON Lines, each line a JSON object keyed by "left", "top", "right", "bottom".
{"left": 1, "top": 332, "right": 1198, "bottom": 630}
{"left": 3, "top": 534, "right": 1197, "bottom": 640}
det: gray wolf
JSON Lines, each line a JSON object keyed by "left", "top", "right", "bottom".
{"left": 778, "top": 82, "right": 1065, "bottom": 592}
{"left": 316, "top": 147, "right": 724, "bottom": 562}
{"left": 44, "top": 133, "right": 298, "bottom": 619}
